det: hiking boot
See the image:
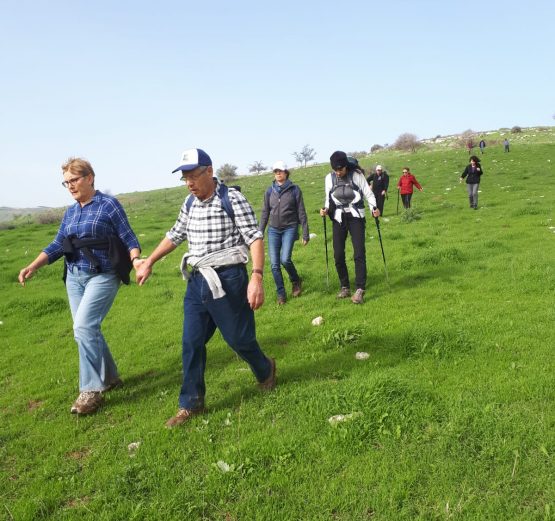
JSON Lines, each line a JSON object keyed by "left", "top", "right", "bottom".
{"left": 70, "top": 391, "right": 103, "bottom": 415}
{"left": 336, "top": 287, "right": 351, "bottom": 299}
{"left": 259, "top": 357, "right": 276, "bottom": 391}
{"left": 104, "top": 378, "right": 123, "bottom": 392}
{"left": 165, "top": 407, "right": 204, "bottom": 428}
{"left": 277, "top": 295, "right": 286, "bottom": 305}
{"left": 351, "top": 288, "right": 365, "bottom": 304}
{"left": 291, "top": 279, "right": 302, "bottom": 297}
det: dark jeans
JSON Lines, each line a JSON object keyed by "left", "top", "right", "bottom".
{"left": 401, "top": 193, "right": 413, "bottom": 209}
{"left": 332, "top": 214, "right": 366, "bottom": 290}
{"left": 180, "top": 265, "right": 272, "bottom": 410}
{"left": 374, "top": 193, "right": 386, "bottom": 215}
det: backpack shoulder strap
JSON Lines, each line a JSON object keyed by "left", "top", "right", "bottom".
{"left": 216, "top": 183, "right": 235, "bottom": 222}
{"left": 185, "top": 185, "right": 235, "bottom": 223}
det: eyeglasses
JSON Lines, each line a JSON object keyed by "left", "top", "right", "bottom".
{"left": 273, "top": 169, "right": 285, "bottom": 174}
{"left": 180, "top": 166, "right": 208, "bottom": 182}
{"left": 61, "top": 174, "right": 89, "bottom": 188}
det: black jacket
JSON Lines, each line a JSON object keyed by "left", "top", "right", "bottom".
{"left": 367, "top": 172, "right": 390, "bottom": 194}
{"left": 461, "top": 164, "right": 483, "bottom": 184}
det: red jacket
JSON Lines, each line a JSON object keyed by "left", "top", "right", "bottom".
{"left": 397, "top": 173, "right": 422, "bottom": 195}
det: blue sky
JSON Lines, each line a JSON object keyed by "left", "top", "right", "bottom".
{"left": 1, "top": 0, "right": 553, "bottom": 207}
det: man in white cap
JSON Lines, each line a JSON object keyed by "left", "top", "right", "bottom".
{"left": 136, "top": 148, "right": 276, "bottom": 427}
{"left": 366, "top": 165, "right": 389, "bottom": 216}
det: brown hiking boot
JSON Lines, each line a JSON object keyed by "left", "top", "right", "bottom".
{"left": 277, "top": 295, "right": 286, "bottom": 305}
{"left": 165, "top": 407, "right": 204, "bottom": 428}
{"left": 351, "top": 288, "right": 365, "bottom": 304}
{"left": 259, "top": 357, "right": 276, "bottom": 391}
{"left": 291, "top": 279, "right": 302, "bottom": 297}
{"left": 70, "top": 391, "right": 103, "bottom": 415}
{"left": 104, "top": 378, "right": 123, "bottom": 392}
{"left": 336, "top": 287, "right": 351, "bottom": 299}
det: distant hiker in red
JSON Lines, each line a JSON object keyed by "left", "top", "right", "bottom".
{"left": 397, "top": 167, "right": 423, "bottom": 209}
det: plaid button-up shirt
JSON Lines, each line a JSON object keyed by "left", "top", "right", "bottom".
{"left": 43, "top": 191, "right": 140, "bottom": 272}
{"left": 166, "top": 183, "right": 262, "bottom": 256}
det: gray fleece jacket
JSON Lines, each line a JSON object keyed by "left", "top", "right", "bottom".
{"left": 259, "top": 180, "right": 310, "bottom": 241}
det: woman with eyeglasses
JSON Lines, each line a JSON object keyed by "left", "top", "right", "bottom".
{"left": 397, "top": 167, "right": 423, "bottom": 209}
{"left": 18, "top": 157, "right": 141, "bottom": 416}
{"left": 259, "top": 161, "right": 309, "bottom": 305}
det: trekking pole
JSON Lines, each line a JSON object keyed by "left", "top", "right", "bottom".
{"left": 396, "top": 189, "right": 400, "bottom": 215}
{"left": 322, "top": 213, "right": 330, "bottom": 289}
{"left": 373, "top": 210, "right": 389, "bottom": 284}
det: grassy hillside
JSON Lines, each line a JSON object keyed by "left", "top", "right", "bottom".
{"left": 1, "top": 128, "right": 554, "bottom": 520}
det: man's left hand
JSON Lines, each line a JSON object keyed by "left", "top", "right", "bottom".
{"left": 247, "top": 276, "right": 265, "bottom": 310}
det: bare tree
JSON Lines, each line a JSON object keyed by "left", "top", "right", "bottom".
{"left": 248, "top": 161, "right": 267, "bottom": 176}
{"left": 292, "top": 144, "right": 316, "bottom": 168}
{"left": 393, "top": 133, "right": 419, "bottom": 152}
{"left": 216, "top": 163, "right": 238, "bottom": 183}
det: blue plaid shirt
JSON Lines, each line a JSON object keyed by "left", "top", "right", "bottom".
{"left": 43, "top": 191, "right": 140, "bottom": 272}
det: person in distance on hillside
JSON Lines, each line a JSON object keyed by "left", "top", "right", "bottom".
{"left": 503, "top": 138, "right": 510, "bottom": 152}
{"left": 259, "top": 160, "right": 309, "bottom": 305}
{"left": 319, "top": 150, "right": 380, "bottom": 305}
{"left": 18, "top": 157, "right": 141, "bottom": 415}
{"left": 135, "top": 148, "right": 276, "bottom": 428}
{"left": 460, "top": 155, "right": 483, "bottom": 210}
{"left": 479, "top": 139, "right": 486, "bottom": 154}
{"left": 366, "top": 165, "right": 389, "bottom": 216}
{"left": 397, "top": 167, "right": 423, "bottom": 209}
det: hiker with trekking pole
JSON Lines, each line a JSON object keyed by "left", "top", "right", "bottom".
{"left": 397, "top": 167, "right": 423, "bottom": 209}
{"left": 319, "top": 151, "right": 380, "bottom": 305}
{"left": 367, "top": 165, "right": 389, "bottom": 216}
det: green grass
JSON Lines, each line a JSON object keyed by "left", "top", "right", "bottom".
{"left": 1, "top": 127, "right": 554, "bottom": 520}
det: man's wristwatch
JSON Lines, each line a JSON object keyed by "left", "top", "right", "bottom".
{"left": 252, "top": 268, "right": 263, "bottom": 277}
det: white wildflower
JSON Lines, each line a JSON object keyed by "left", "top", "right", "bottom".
{"left": 309, "top": 233, "right": 317, "bottom": 239}
{"left": 312, "top": 316, "right": 324, "bottom": 326}
{"left": 355, "top": 352, "right": 370, "bottom": 360}
{"left": 382, "top": 218, "right": 390, "bottom": 223}
{"left": 216, "top": 460, "right": 231, "bottom": 473}
{"left": 127, "top": 442, "right": 141, "bottom": 457}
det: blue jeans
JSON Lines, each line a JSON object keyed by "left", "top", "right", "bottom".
{"left": 180, "top": 265, "right": 272, "bottom": 410}
{"left": 65, "top": 266, "right": 121, "bottom": 392}
{"left": 267, "top": 225, "right": 300, "bottom": 298}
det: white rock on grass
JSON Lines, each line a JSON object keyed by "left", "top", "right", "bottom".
{"left": 328, "top": 412, "right": 360, "bottom": 425}
{"left": 312, "top": 316, "right": 324, "bottom": 326}
{"left": 355, "top": 352, "right": 370, "bottom": 360}
{"left": 309, "top": 233, "right": 317, "bottom": 239}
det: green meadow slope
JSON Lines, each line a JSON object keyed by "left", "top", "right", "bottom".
{"left": 1, "top": 128, "right": 554, "bottom": 520}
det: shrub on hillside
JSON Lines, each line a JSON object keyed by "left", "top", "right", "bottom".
{"left": 511, "top": 126, "right": 522, "bottom": 133}
{"left": 348, "top": 151, "right": 367, "bottom": 160}
{"left": 370, "top": 144, "right": 384, "bottom": 153}
{"left": 393, "top": 133, "right": 419, "bottom": 152}
{"left": 35, "top": 210, "right": 64, "bottom": 225}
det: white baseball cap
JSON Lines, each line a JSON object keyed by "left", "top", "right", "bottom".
{"left": 272, "top": 160, "right": 289, "bottom": 172}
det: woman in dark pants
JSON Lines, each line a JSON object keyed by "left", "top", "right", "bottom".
{"left": 320, "top": 151, "right": 379, "bottom": 305}
{"left": 397, "top": 167, "right": 423, "bottom": 209}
